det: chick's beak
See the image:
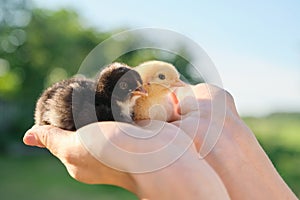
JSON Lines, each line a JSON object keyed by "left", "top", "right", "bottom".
{"left": 131, "top": 86, "right": 148, "bottom": 96}
{"left": 170, "top": 79, "right": 186, "bottom": 87}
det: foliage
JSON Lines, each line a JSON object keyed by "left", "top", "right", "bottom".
{"left": 0, "top": 0, "right": 298, "bottom": 198}
{"left": 0, "top": 1, "right": 198, "bottom": 151}
{"left": 0, "top": 1, "right": 109, "bottom": 150}
{"left": 0, "top": 155, "right": 138, "bottom": 200}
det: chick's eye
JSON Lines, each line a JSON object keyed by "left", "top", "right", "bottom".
{"left": 119, "top": 81, "right": 128, "bottom": 90}
{"left": 158, "top": 74, "right": 165, "bottom": 80}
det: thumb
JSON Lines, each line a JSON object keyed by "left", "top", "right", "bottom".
{"left": 23, "top": 125, "right": 74, "bottom": 150}
{"left": 175, "top": 85, "right": 200, "bottom": 115}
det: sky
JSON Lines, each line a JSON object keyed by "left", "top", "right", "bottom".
{"left": 32, "top": 0, "right": 300, "bottom": 116}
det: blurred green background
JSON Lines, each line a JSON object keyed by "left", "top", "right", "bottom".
{"left": 0, "top": 0, "right": 299, "bottom": 199}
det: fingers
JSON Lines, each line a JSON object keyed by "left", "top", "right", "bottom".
{"left": 23, "top": 125, "right": 75, "bottom": 155}
{"left": 175, "top": 84, "right": 216, "bottom": 116}
{"left": 76, "top": 121, "right": 198, "bottom": 173}
{"left": 23, "top": 127, "right": 44, "bottom": 147}
{"left": 175, "top": 85, "right": 198, "bottom": 115}
{"left": 192, "top": 84, "right": 239, "bottom": 115}
{"left": 176, "top": 83, "right": 239, "bottom": 116}
{"left": 173, "top": 83, "right": 240, "bottom": 157}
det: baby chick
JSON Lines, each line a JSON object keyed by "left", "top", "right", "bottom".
{"left": 133, "top": 60, "right": 185, "bottom": 122}
{"left": 35, "top": 63, "right": 147, "bottom": 130}
{"left": 34, "top": 77, "right": 96, "bottom": 131}
{"left": 95, "top": 62, "right": 147, "bottom": 123}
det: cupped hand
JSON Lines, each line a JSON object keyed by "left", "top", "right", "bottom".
{"left": 23, "top": 120, "right": 229, "bottom": 200}
{"left": 23, "top": 83, "right": 296, "bottom": 200}
{"left": 172, "top": 83, "right": 297, "bottom": 200}
{"left": 23, "top": 124, "right": 137, "bottom": 189}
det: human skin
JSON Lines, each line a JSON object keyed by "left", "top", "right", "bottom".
{"left": 23, "top": 83, "right": 297, "bottom": 200}
{"left": 23, "top": 123, "right": 229, "bottom": 200}
{"left": 172, "top": 84, "right": 298, "bottom": 200}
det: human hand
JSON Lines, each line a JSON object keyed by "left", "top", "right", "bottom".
{"left": 23, "top": 121, "right": 230, "bottom": 200}
{"left": 172, "top": 83, "right": 297, "bottom": 200}
{"left": 23, "top": 125, "right": 136, "bottom": 188}
{"left": 24, "top": 83, "right": 296, "bottom": 200}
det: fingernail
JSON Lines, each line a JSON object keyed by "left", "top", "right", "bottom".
{"left": 23, "top": 132, "right": 38, "bottom": 146}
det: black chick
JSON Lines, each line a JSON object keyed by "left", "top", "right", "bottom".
{"left": 34, "top": 63, "right": 146, "bottom": 131}
{"left": 95, "top": 62, "right": 147, "bottom": 123}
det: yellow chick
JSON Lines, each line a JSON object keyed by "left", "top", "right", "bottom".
{"left": 133, "top": 60, "right": 185, "bottom": 122}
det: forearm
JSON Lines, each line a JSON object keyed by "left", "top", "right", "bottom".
{"left": 205, "top": 117, "right": 298, "bottom": 200}
{"left": 175, "top": 84, "right": 297, "bottom": 199}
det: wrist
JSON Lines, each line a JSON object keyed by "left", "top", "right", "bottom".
{"left": 204, "top": 116, "right": 297, "bottom": 199}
